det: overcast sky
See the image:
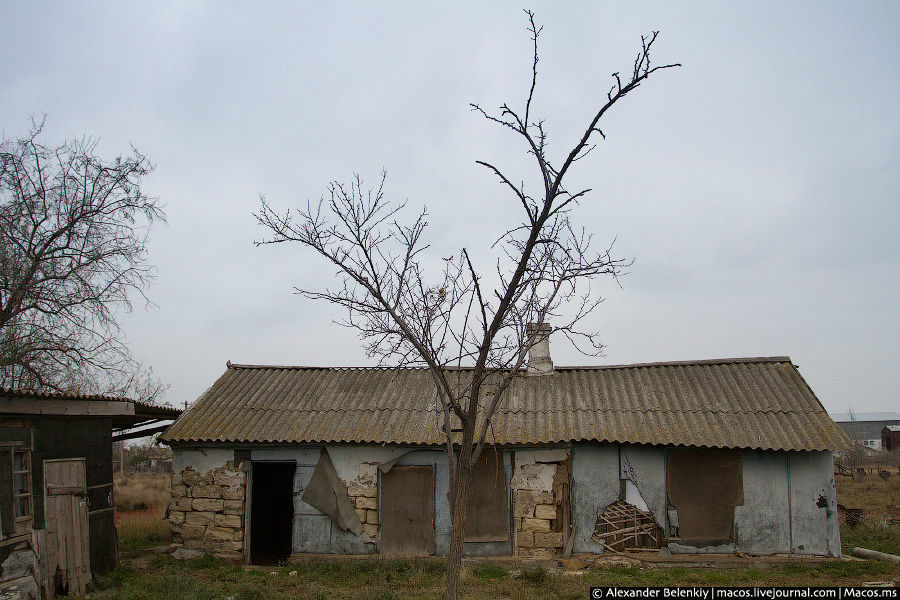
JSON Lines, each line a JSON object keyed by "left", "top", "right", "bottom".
{"left": 2, "top": 2, "right": 898, "bottom": 415}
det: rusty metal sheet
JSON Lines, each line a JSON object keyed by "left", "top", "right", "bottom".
{"left": 667, "top": 448, "right": 743, "bottom": 544}
{"left": 380, "top": 465, "right": 435, "bottom": 556}
{"left": 464, "top": 448, "right": 509, "bottom": 542}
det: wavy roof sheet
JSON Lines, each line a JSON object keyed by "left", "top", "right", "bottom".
{"left": 160, "top": 357, "right": 848, "bottom": 451}
{"left": 0, "top": 386, "right": 182, "bottom": 418}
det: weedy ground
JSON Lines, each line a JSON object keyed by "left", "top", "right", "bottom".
{"left": 78, "top": 555, "right": 899, "bottom": 600}
{"left": 836, "top": 473, "right": 900, "bottom": 556}
{"left": 89, "top": 468, "right": 899, "bottom": 599}
{"left": 114, "top": 472, "right": 172, "bottom": 557}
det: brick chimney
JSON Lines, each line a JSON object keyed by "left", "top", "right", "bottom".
{"left": 526, "top": 322, "right": 553, "bottom": 376}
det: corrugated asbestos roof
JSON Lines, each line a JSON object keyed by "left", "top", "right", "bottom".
{"left": 0, "top": 386, "right": 181, "bottom": 418}
{"left": 159, "top": 357, "right": 849, "bottom": 451}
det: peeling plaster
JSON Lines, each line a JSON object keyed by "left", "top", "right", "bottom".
{"left": 173, "top": 448, "right": 233, "bottom": 475}
{"left": 623, "top": 480, "right": 649, "bottom": 513}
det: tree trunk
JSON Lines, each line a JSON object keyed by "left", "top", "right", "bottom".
{"left": 446, "top": 445, "right": 474, "bottom": 600}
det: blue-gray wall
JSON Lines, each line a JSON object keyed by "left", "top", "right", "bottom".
{"left": 571, "top": 443, "right": 840, "bottom": 556}
{"left": 248, "top": 445, "right": 513, "bottom": 556}
{"left": 176, "top": 441, "right": 840, "bottom": 557}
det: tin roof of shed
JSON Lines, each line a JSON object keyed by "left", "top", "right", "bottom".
{"left": 159, "top": 357, "right": 848, "bottom": 451}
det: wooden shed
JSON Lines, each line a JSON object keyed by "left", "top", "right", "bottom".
{"left": 0, "top": 388, "right": 180, "bottom": 599}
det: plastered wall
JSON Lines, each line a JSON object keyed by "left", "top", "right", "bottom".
{"left": 172, "top": 443, "right": 840, "bottom": 558}
{"left": 246, "top": 445, "right": 512, "bottom": 556}
{"left": 570, "top": 443, "right": 840, "bottom": 557}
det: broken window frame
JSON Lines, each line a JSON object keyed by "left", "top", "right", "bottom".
{"left": 9, "top": 446, "right": 33, "bottom": 535}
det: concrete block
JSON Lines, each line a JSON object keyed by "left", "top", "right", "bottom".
{"left": 191, "top": 484, "right": 223, "bottom": 499}
{"left": 206, "top": 526, "right": 236, "bottom": 541}
{"left": 347, "top": 481, "right": 376, "bottom": 498}
{"left": 181, "top": 524, "right": 206, "bottom": 540}
{"left": 521, "top": 518, "right": 551, "bottom": 532}
{"left": 192, "top": 498, "right": 224, "bottom": 512}
{"left": 185, "top": 511, "right": 215, "bottom": 526}
{"left": 355, "top": 496, "right": 377, "bottom": 510}
{"left": 534, "top": 504, "right": 557, "bottom": 520}
{"left": 533, "top": 532, "right": 564, "bottom": 548}
{"left": 223, "top": 486, "right": 245, "bottom": 500}
{"left": 515, "top": 489, "right": 553, "bottom": 510}
{"left": 215, "top": 514, "right": 242, "bottom": 528}
{"left": 513, "top": 502, "right": 534, "bottom": 518}
{"left": 219, "top": 539, "right": 243, "bottom": 551}
{"left": 517, "top": 531, "right": 534, "bottom": 548}
{"left": 213, "top": 551, "right": 244, "bottom": 563}
{"left": 213, "top": 469, "right": 243, "bottom": 486}
{"left": 181, "top": 468, "right": 208, "bottom": 487}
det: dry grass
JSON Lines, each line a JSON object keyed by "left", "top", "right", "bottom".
{"left": 82, "top": 555, "right": 899, "bottom": 600}
{"left": 116, "top": 507, "right": 171, "bottom": 554}
{"left": 835, "top": 470, "right": 900, "bottom": 556}
{"left": 114, "top": 472, "right": 171, "bottom": 511}
{"left": 114, "top": 472, "right": 172, "bottom": 554}
{"left": 835, "top": 472, "right": 900, "bottom": 518}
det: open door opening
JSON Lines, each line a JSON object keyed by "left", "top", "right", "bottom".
{"left": 250, "top": 461, "right": 295, "bottom": 564}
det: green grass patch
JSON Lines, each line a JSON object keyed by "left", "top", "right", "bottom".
{"left": 470, "top": 561, "right": 510, "bottom": 581}
{"left": 841, "top": 522, "right": 900, "bottom": 556}
{"left": 116, "top": 507, "right": 171, "bottom": 557}
{"left": 77, "top": 555, "right": 899, "bottom": 600}
{"left": 518, "top": 564, "right": 549, "bottom": 584}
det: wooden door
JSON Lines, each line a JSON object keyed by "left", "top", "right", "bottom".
{"left": 44, "top": 458, "right": 91, "bottom": 596}
{"left": 380, "top": 465, "right": 435, "bottom": 556}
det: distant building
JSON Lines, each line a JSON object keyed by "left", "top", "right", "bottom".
{"left": 831, "top": 412, "right": 900, "bottom": 451}
{"left": 882, "top": 425, "right": 900, "bottom": 452}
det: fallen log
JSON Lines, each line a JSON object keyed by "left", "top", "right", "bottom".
{"left": 852, "top": 547, "right": 900, "bottom": 565}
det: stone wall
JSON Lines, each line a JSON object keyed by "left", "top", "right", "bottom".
{"left": 169, "top": 460, "right": 246, "bottom": 562}
{"left": 346, "top": 462, "right": 379, "bottom": 541}
{"left": 511, "top": 450, "right": 569, "bottom": 558}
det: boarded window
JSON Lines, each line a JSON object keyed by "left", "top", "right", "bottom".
{"left": 380, "top": 465, "right": 435, "bottom": 556}
{"left": 666, "top": 448, "right": 743, "bottom": 545}
{"left": 464, "top": 448, "right": 509, "bottom": 542}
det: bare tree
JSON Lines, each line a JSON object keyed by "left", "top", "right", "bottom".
{"left": 0, "top": 117, "right": 165, "bottom": 392}
{"left": 255, "top": 13, "right": 677, "bottom": 598}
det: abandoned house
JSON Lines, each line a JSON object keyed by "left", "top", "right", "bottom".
{"left": 0, "top": 388, "right": 181, "bottom": 599}
{"left": 159, "top": 341, "right": 848, "bottom": 564}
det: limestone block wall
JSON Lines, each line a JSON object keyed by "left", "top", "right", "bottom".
{"left": 511, "top": 449, "right": 569, "bottom": 558}
{"left": 346, "top": 462, "right": 379, "bottom": 541}
{"left": 169, "top": 459, "right": 246, "bottom": 561}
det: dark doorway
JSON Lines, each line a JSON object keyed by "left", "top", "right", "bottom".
{"left": 250, "top": 461, "right": 295, "bottom": 564}
{"left": 380, "top": 465, "right": 435, "bottom": 556}
{"left": 666, "top": 448, "right": 743, "bottom": 546}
